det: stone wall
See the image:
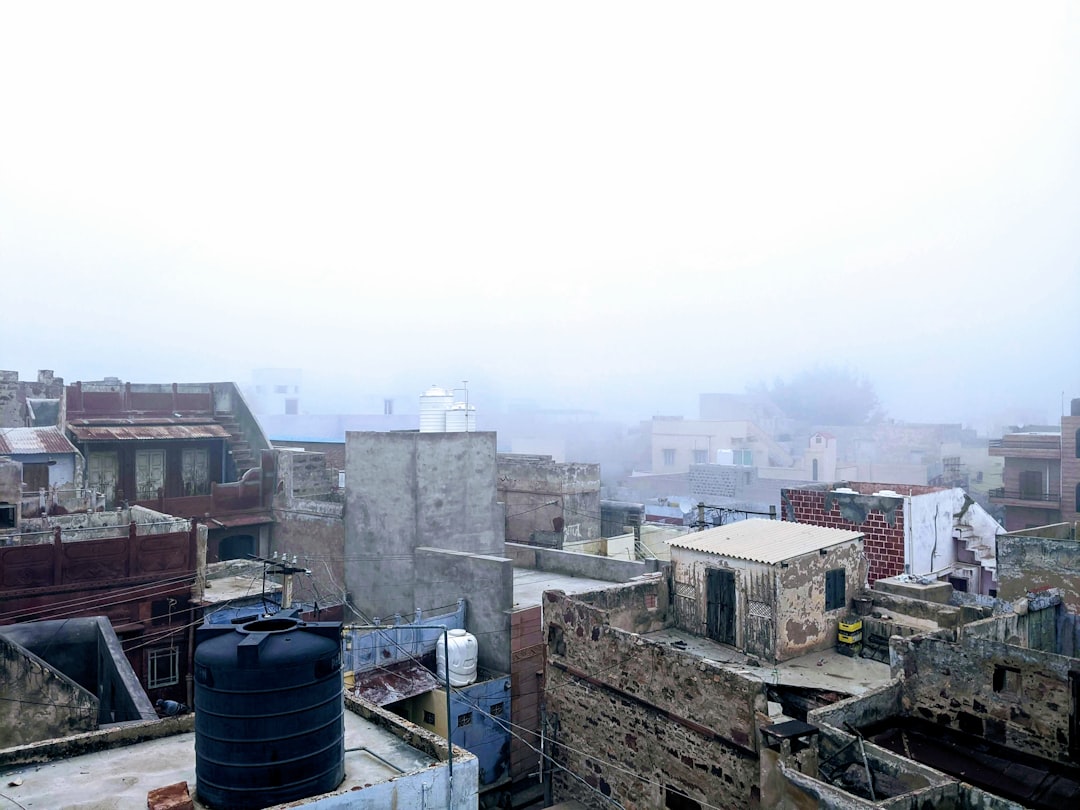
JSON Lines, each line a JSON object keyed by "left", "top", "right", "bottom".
{"left": 891, "top": 628, "right": 1076, "bottom": 763}
{"left": 497, "top": 454, "right": 601, "bottom": 546}
{"left": 545, "top": 585, "right": 766, "bottom": 809}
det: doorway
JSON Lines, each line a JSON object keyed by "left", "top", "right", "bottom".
{"left": 706, "top": 568, "right": 736, "bottom": 646}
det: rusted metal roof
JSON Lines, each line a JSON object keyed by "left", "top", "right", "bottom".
{"left": 67, "top": 420, "right": 230, "bottom": 442}
{"left": 0, "top": 426, "right": 80, "bottom": 455}
{"left": 209, "top": 512, "right": 274, "bottom": 529}
{"left": 352, "top": 660, "right": 442, "bottom": 706}
{"left": 669, "top": 519, "right": 863, "bottom": 564}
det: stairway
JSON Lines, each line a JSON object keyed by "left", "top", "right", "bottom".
{"left": 956, "top": 521, "right": 997, "bottom": 575}
{"left": 213, "top": 414, "right": 257, "bottom": 477}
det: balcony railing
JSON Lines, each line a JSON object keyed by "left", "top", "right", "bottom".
{"left": 988, "top": 487, "right": 1060, "bottom": 504}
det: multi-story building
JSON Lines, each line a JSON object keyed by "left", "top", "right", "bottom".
{"left": 64, "top": 377, "right": 274, "bottom": 561}
{"left": 989, "top": 397, "right": 1080, "bottom": 531}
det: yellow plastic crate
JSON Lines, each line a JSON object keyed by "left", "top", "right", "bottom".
{"left": 838, "top": 631, "right": 863, "bottom": 644}
{"left": 838, "top": 618, "right": 863, "bottom": 634}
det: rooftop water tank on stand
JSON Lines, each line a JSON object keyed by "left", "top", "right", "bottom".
{"left": 445, "top": 402, "right": 476, "bottom": 433}
{"left": 419, "top": 385, "right": 453, "bottom": 433}
{"left": 436, "top": 628, "right": 478, "bottom": 687}
{"left": 193, "top": 617, "right": 344, "bottom": 809}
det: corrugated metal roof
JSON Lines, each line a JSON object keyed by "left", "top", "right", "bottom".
{"left": 67, "top": 420, "right": 230, "bottom": 442}
{"left": 669, "top": 519, "right": 863, "bottom": 564}
{"left": 0, "top": 426, "right": 79, "bottom": 455}
{"left": 352, "top": 661, "right": 442, "bottom": 706}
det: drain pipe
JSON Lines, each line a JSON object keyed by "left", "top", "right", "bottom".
{"left": 345, "top": 746, "right": 405, "bottom": 773}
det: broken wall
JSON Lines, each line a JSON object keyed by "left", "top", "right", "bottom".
{"left": 998, "top": 533, "right": 1080, "bottom": 613}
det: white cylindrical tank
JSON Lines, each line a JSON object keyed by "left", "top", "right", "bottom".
{"left": 715, "top": 449, "right": 734, "bottom": 466}
{"left": 445, "top": 402, "right": 476, "bottom": 433}
{"left": 419, "top": 385, "right": 453, "bottom": 433}
{"left": 436, "top": 628, "right": 478, "bottom": 686}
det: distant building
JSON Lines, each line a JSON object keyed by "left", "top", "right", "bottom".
{"left": 0, "top": 369, "right": 66, "bottom": 428}
{"left": 989, "top": 397, "right": 1080, "bottom": 531}
{"left": 247, "top": 367, "right": 302, "bottom": 415}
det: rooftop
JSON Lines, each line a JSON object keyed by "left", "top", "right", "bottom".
{"left": 669, "top": 519, "right": 863, "bottom": 564}
{"left": 644, "top": 628, "right": 891, "bottom": 695}
{"left": 512, "top": 567, "right": 636, "bottom": 609}
{"left": 0, "top": 426, "right": 79, "bottom": 455}
{"left": 67, "top": 419, "right": 230, "bottom": 442}
{"left": 0, "top": 700, "right": 444, "bottom": 810}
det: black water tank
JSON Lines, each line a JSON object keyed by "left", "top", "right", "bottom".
{"left": 194, "top": 617, "right": 344, "bottom": 809}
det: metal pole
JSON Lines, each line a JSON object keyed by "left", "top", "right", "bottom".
{"left": 445, "top": 626, "right": 453, "bottom": 804}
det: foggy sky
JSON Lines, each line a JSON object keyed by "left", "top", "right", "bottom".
{"left": 2, "top": 2, "right": 1078, "bottom": 429}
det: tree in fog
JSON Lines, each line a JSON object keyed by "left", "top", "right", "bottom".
{"left": 752, "top": 367, "right": 885, "bottom": 425}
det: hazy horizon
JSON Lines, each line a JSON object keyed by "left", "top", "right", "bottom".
{"left": 3, "top": 3, "right": 1078, "bottom": 431}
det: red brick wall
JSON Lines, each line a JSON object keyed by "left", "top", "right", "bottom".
{"left": 510, "top": 605, "right": 544, "bottom": 782}
{"left": 782, "top": 488, "right": 904, "bottom": 585}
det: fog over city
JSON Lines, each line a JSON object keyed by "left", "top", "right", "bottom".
{"left": 2, "top": 2, "right": 1078, "bottom": 430}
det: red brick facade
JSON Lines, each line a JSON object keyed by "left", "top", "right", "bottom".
{"left": 782, "top": 487, "right": 905, "bottom": 585}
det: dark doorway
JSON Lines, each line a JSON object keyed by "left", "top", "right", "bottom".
{"left": 218, "top": 534, "right": 255, "bottom": 561}
{"left": 1070, "top": 671, "right": 1080, "bottom": 762}
{"left": 23, "top": 463, "right": 49, "bottom": 493}
{"left": 706, "top": 568, "right": 736, "bottom": 646}
{"left": 1019, "top": 470, "right": 1043, "bottom": 500}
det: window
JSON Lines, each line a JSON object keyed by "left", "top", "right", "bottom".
{"left": 1075, "top": 483, "right": 1080, "bottom": 513}
{"left": 0, "top": 503, "right": 15, "bottom": 529}
{"left": 457, "top": 711, "right": 473, "bottom": 727}
{"left": 733, "top": 449, "right": 753, "bottom": 466}
{"left": 693, "top": 449, "right": 708, "bottom": 465}
{"left": 147, "top": 647, "right": 179, "bottom": 689}
{"left": 993, "top": 665, "right": 1021, "bottom": 695}
{"left": 274, "top": 385, "right": 288, "bottom": 394}
{"left": 825, "top": 568, "right": 846, "bottom": 611}
{"left": 181, "top": 448, "right": 210, "bottom": 495}
{"left": 423, "top": 710, "right": 436, "bottom": 725}
{"left": 1018, "top": 469, "right": 1043, "bottom": 500}
{"left": 285, "top": 398, "right": 299, "bottom": 415}
{"left": 663, "top": 448, "right": 676, "bottom": 466}
{"left": 22, "top": 462, "right": 49, "bottom": 492}
{"left": 490, "top": 702, "right": 504, "bottom": 717}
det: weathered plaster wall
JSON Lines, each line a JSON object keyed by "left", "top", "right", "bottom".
{"left": 892, "top": 630, "right": 1076, "bottom": 762}
{"left": 775, "top": 541, "right": 867, "bottom": 662}
{"left": 997, "top": 533, "right": 1080, "bottom": 612}
{"left": 503, "top": 542, "right": 661, "bottom": 582}
{"left": 783, "top": 486, "right": 905, "bottom": 584}
{"left": 907, "top": 489, "right": 960, "bottom": 575}
{"left": 545, "top": 586, "right": 764, "bottom": 809}
{"left": 0, "top": 633, "right": 98, "bottom": 747}
{"left": 671, "top": 540, "right": 864, "bottom": 663}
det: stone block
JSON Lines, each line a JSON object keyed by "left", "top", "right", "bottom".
{"left": 146, "top": 781, "right": 193, "bottom": 810}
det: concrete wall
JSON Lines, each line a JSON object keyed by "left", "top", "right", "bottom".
{"left": 344, "top": 432, "right": 504, "bottom": 621}
{"left": 270, "top": 449, "right": 345, "bottom": 608}
{"left": 497, "top": 454, "right": 601, "bottom": 546}
{"left": 414, "top": 547, "right": 513, "bottom": 674}
{"left": 503, "top": 542, "right": 661, "bottom": 582}
{"left": 0, "top": 633, "right": 98, "bottom": 747}
{"left": 997, "top": 532, "right": 1080, "bottom": 613}
{"left": 545, "top": 585, "right": 765, "bottom": 809}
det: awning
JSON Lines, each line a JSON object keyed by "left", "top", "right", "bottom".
{"left": 67, "top": 421, "right": 230, "bottom": 442}
{"left": 352, "top": 661, "right": 442, "bottom": 706}
{"left": 209, "top": 512, "right": 274, "bottom": 529}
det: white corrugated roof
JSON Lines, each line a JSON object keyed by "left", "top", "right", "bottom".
{"left": 669, "top": 519, "right": 863, "bottom": 564}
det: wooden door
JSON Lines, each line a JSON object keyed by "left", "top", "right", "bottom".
{"left": 706, "top": 568, "right": 736, "bottom": 646}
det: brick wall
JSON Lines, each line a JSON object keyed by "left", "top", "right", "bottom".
{"left": 782, "top": 487, "right": 904, "bottom": 585}
{"left": 510, "top": 606, "right": 544, "bottom": 782}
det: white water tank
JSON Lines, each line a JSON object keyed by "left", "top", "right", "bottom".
{"left": 419, "top": 385, "right": 453, "bottom": 433}
{"left": 715, "top": 449, "right": 734, "bottom": 466}
{"left": 436, "top": 628, "right": 478, "bottom": 686}
{"left": 445, "top": 402, "right": 476, "bottom": 433}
